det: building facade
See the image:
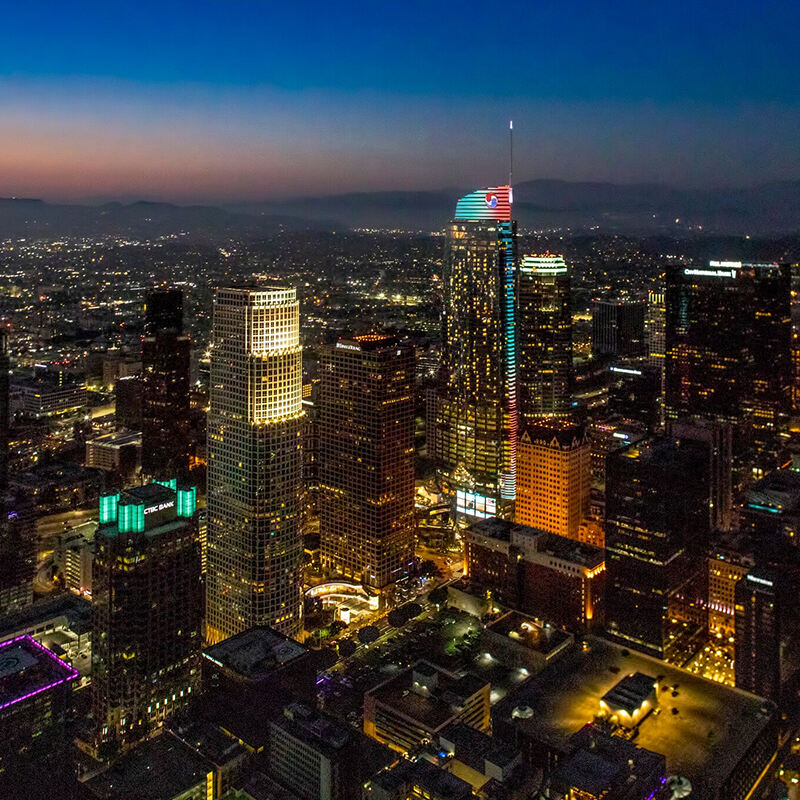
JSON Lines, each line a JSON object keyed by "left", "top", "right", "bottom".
{"left": 518, "top": 255, "right": 573, "bottom": 423}
{"left": 708, "top": 535, "right": 754, "bottom": 636}
{"left": 604, "top": 437, "right": 711, "bottom": 659}
{"left": 464, "top": 518, "right": 604, "bottom": 632}
{"left": 428, "top": 185, "right": 517, "bottom": 520}
{"left": 92, "top": 481, "right": 202, "bottom": 752}
{"left": 665, "top": 261, "right": 792, "bottom": 480}
{"left": 319, "top": 335, "right": 415, "bottom": 589}
{"left": 268, "top": 702, "right": 359, "bottom": 800}
{"left": 734, "top": 572, "right": 781, "bottom": 701}
{"left": 206, "top": 287, "right": 304, "bottom": 642}
{"left": 516, "top": 422, "right": 590, "bottom": 542}
{"left": 141, "top": 287, "right": 191, "bottom": 479}
{"left": 591, "top": 300, "right": 646, "bottom": 358}
{"left": 0, "top": 635, "right": 78, "bottom": 780}
{"left": 364, "top": 661, "right": 490, "bottom": 754}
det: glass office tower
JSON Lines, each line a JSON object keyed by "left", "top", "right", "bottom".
{"left": 319, "top": 335, "right": 415, "bottom": 589}
{"left": 518, "top": 255, "right": 573, "bottom": 424}
{"left": 141, "top": 287, "right": 191, "bottom": 479}
{"left": 206, "top": 287, "right": 304, "bottom": 642}
{"left": 665, "top": 261, "right": 791, "bottom": 480}
{"left": 429, "top": 185, "right": 517, "bottom": 520}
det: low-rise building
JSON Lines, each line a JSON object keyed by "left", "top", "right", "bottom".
{"left": 85, "top": 430, "right": 141, "bottom": 479}
{"left": 364, "top": 662, "right": 490, "bottom": 755}
{"left": 464, "top": 519, "right": 605, "bottom": 632}
{"left": 365, "top": 757, "right": 473, "bottom": 800}
{"left": 15, "top": 376, "right": 87, "bottom": 418}
{"left": 268, "top": 702, "right": 360, "bottom": 800}
{"left": 0, "top": 634, "right": 79, "bottom": 777}
{"left": 84, "top": 732, "right": 213, "bottom": 800}
{"left": 549, "top": 725, "right": 667, "bottom": 800}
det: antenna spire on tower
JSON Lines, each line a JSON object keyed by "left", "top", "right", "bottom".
{"left": 508, "top": 119, "right": 514, "bottom": 187}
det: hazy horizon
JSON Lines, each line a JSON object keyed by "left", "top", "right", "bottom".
{"left": 2, "top": 1, "right": 799, "bottom": 203}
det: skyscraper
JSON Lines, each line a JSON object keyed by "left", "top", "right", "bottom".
{"left": 604, "top": 436, "right": 711, "bottom": 659}
{"left": 518, "top": 255, "right": 573, "bottom": 424}
{"left": 0, "top": 331, "right": 34, "bottom": 614}
{"left": 206, "top": 287, "right": 304, "bottom": 642}
{"left": 645, "top": 288, "right": 666, "bottom": 369}
{"left": 0, "top": 331, "right": 8, "bottom": 490}
{"left": 515, "top": 421, "right": 589, "bottom": 542}
{"left": 319, "top": 335, "right": 415, "bottom": 589}
{"left": 665, "top": 261, "right": 791, "bottom": 480}
{"left": 429, "top": 185, "right": 517, "bottom": 520}
{"left": 141, "top": 287, "right": 190, "bottom": 479}
{"left": 92, "top": 481, "right": 202, "bottom": 752}
{"left": 591, "top": 300, "right": 646, "bottom": 359}
{"left": 734, "top": 572, "right": 780, "bottom": 701}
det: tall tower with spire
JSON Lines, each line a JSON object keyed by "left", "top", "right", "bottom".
{"left": 429, "top": 185, "right": 518, "bottom": 520}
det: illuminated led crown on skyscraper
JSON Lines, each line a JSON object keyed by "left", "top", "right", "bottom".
{"left": 454, "top": 185, "right": 512, "bottom": 222}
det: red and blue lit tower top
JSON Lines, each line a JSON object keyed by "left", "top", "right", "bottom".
{"left": 454, "top": 185, "right": 513, "bottom": 222}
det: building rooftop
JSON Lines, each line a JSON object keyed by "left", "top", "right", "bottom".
{"left": 120, "top": 482, "right": 174, "bottom": 506}
{"left": 0, "top": 594, "right": 91, "bottom": 641}
{"left": 275, "top": 702, "right": 351, "bottom": 757}
{"left": 367, "top": 661, "right": 488, "bottom": 733}
{"left": 556, "top": 748, "right": 620, "bottom": 796}
{"left": 0, "top": 634, "right": 78, "bottom": 713}
{"left": 614, "top": 435, "right": 706, "bottom": 467}
{"left": 538, "top": 533, "right": 605, "bottom": 570}
{"left": 493, "top": 635, "right": 775, "bottom": 793}
{"left": 552, "top": 725, "right": 666, "bottom": 799}
{"left": 85, "top": 732, "right": 210, "bottom": 800}
{"left": 203, "top": 626, "right": 307, "bottom": 681}
{"left": 169, "top": 717, "right": 248, "bottom": 767}
{"left": 487, "top": 611, "right": 573, "bottom": 658}
{"left": 521, "top": 421, "right": 587, "bottom": 450}
{"left": 745, "top": 468, "right": 800, "bottom": 515}
{"left": 86, "top": 430, "right": 142, "bottom": 448}
{"left": 369, "top": 758, "right": 473, "bottom": 800}
{"left": 601, "top": 672, "right": 656, "bottom": 715}
{"left": 438, "top": 722, "right": 518, "bottom": 774}
{"left": 335, "top": 333, "right": 401, "bottom": 352}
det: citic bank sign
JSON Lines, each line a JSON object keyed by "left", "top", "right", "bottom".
{"left": 144, "top": 500, "right": 175, "bottom": 515}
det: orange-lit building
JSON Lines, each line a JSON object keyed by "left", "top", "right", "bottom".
{"left": 516, "top": 422, "right": 590, "bottom": 542}
{"left": 708, "top": 534, "right": 755, "bottom": 636}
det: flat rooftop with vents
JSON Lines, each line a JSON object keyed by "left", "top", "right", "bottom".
{"left": 203, "top": 626, "right": 307, "bottom": 680}
{"left": 493, "top": 636, "right": 777, "bottom": 800}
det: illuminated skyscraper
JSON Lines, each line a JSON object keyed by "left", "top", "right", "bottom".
{"left": 518, "top": 255, "right": 573, "bottom": 424}
{"left": 646, "top": 288, "right": 666, "bottom": 369}
{"left": 0, "top": 331, "right": 33, "bottom": 614}
{"left": 429, "top": 185, "right": 517, "bottom": 520}
{"left": 206, "top": 287, "right": 304, "bottom": 642}
{"left": 0, "top": 331, "right": 7, "bottom": 490}
{"left": 734, "top": 571, "right": 780, "bottom": 701}
{"left": 665, "top": 261, "right": 791, "bottom": 479}
{"left": 516, "top": 421, "right": 589, "bottom": 542}
{"left": 319, "top": 335, "right": 415, "bottom": 589}
{"left": 92, "top": 481, "right": 201, "bottom": 752}
{"left": 141, "top": 288, "right": 190, "bottom": 479}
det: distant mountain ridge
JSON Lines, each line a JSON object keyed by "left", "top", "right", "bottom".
{"left": 0, "top": 197, "right": 329, "bottom": 239}
{"left": 230, "top": 179, "right": 800, "bottom": 234}
{"left": 1, "top": 179, "right": 798, "bottom": 238}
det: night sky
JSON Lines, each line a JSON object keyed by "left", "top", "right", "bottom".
{"left": 2, "top": 0, "right": 798, "bottom": 202}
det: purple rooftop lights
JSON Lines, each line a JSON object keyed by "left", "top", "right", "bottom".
{"left": 0, "top": 634, "right": 79, "bottom": 713}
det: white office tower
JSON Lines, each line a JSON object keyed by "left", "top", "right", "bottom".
{"left": 206, "top": 287, "right": 304, "bottom": 642}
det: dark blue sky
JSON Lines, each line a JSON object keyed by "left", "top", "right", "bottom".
{"left": 1, "top": 1, "right": 798, "bottom": 201}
